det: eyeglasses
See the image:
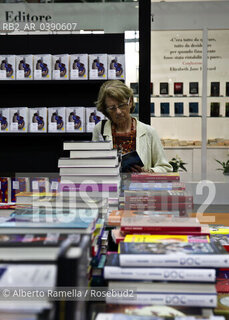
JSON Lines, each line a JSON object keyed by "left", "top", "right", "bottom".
{"left": 106, "top": 97, "right": 130, "bottom": 113}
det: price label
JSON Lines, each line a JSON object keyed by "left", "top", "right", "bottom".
{"left": 70, "top": 69, "right": 79, "bottom": 79}
{"left": 53, "top": 70, "right": 60, "bottom": 79}
{"left": 30, "top": 123, "right": 38, "bottom": 132}
{"left": 49, "top": 122, "right": 57, "bottom": 132}
{"left": 67, "top": 122, "right": 74, "bottom": 131}
{"left": 108, "top": 70, "right": 116, "bottom": 79}
{"left": 90, "top": 69, "right": 98, "bottom": 79}
{"left": 11, "top": 122, "right": 18, "bottom": 131}
{"left": 17, "top": 70, "right": 24, "bottom": 79}
{"left": 0, "top": 70, "right": 6, "bottom": 79}
{"left": 34, "top": 69, "right": 42, "bottom": 79}
{"left": 13, "top": 181, "right": 19, "bottom": 189}
{"left": 32, "top": 181, "right": 39, "bottom": 190}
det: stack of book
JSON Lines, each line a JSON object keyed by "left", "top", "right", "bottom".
{"left": 104, "top": 233, "right": 229, "bottom": 308}
{"left": 59, "top": 141, "right": 121, "bottom": 205}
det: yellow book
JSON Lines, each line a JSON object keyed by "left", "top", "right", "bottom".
{"left": 124, "top": 234, "right": 209, "bottom": 243}
{"left": 210, "top": 226, "right": 229, "bottom": 235}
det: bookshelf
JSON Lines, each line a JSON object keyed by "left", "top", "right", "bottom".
{"left": 0, "top": 33, "right": 124, "bottom": 174}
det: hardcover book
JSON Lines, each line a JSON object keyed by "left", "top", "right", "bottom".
{"left": 124, "top": 190, "right": 193, "bottom": 203}
{"left": 160, "top": 83, "right": 169, "bottom": 95}
{"left": 107, "top": 281, "right": 217, "bottom": 307}
{"left": 189, "top": 82, "right": 199, "bottom": 95}
{"left": 59, "top": 165, "right": 120, "bottom": 176}
{"left": 70, "top": 149, "right": 117, "bottom": 159}
{"left": 124, "top": 202, "right": 193, "bottom": 212}
{"left": 63, "top": 140, "right": 113, "bottom": 151}
{"left": 58, "top": 157, "right": 118, "bottom": 168}
{"left": 104, "top": 253, "right": 215, "bottom": 282}
{"left": 174, "top": 82, "right": 183, "bottom": 95}
{"left": 0, "top": 55, "right": 15, "bottom": 80}
{"left": 66, "top": 106, "right": 85, "bottom": 132}
{"left": 121, "top": 151, "right": 144, "bottom": 172}
{"left": 119, "top": 241, "right": 228, "bottom": 267}
{"left": 211, "top": 82, "right": 220, "bottom": 96}
{"left": 0, "top": 108, "right": 10, "bottom": 133}
{"left": 34, "top": 54, "right": 52, "bottom": 80}
{"left": 120, "top": 216, "right": 201, "bottom": 234}
{"left": 131, "top": 172, "right": 180, "bottom": 182}
{"left": 128, "top": 182, "right": 185, "bottom": 191}
{"left": 70, "top": 54, "right": 88, "bottom": 80}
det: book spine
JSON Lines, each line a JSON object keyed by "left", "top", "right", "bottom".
{"left": 124, "top": 202, "right": 193, "bottom": 210}
{"left": 60, "top": 183, "right": 118, "bottom": 192}
{"left": 120, "top": 226, "right": 201, "bottom": 233}
{"left": 119, "top": 253, "right": 229, "bottom": 268}
{"left": 106, "top": 293, "right": 217, "bottom": 307}
{"left": 125, "top": 195, "right": 193, "bottom": 203}
{"left": 104, "top": 267, "right": 216, "bottom": 282}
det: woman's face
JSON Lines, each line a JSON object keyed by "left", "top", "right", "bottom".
{"left": 105, "top": 96, "right": 132, "bottom": 125}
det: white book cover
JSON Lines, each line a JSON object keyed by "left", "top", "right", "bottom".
{"left": 10, "top": 107, "right": 28, "bottom": 132}
{"left": 0, "top": 108, "right": 10, "bottom": 133}
{"left": 85, "top": 107, "right": 106, "bottom": 132}
{"left": 52, "top": 54, "right": 69, "bottom": 80}
{"left": 66, "top": 107, "right": 85, "bottom": 132}
{"left": 0, "top": 55, "right": 16, "bottom": 80}
{"left": 16, "top": 55, "right": 33, "bottom": 80}
{"left": 89, "top": 54, "right": 107, "bottom": 79}
{"left": 70, "top": 54, "right": 88, "bottom": 80}
{"left": 108, "top": 54, "right": 125, "bottom": 80}
{"left": 33, "top": 54, "right": 52, "bottom": 80}
{"left": 48, "top": 107, "right": 65, "bottom": 132}
{"left": 29, "top": 107, "right": 47, "bottom": 132}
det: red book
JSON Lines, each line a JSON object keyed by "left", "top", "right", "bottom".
{"left": 125, "top": 190, "right": 193, "bottom": 204}
{"left": 124, "top": 202, "right": 193, "bottom": 211}
{"left": 131, "top": 172, "right": 180, "bottom": 182}
{"left": 120, "top": 216, "right": 201, "bottom": 234}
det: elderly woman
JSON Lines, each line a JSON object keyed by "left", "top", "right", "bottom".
{"left": 92, "top": 80, "right": 172, "bottom": 173}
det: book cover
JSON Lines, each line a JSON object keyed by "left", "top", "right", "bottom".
{"left": 131, "top": 173, "right": 180, "bottom": 182}
{"left": 119, "top": 241, "right": 228, "bottom": 267}
{"left": 121, "top": 151, "right": 144, "bottom": 172}
{"left": 0, "top": 108, "right": 10, "bottom": 132}
{"left": 66, "top": 106, "right": 85, "bottom": 132}
{"left": 174, "top": 102, "right": 184, "bottom": 116}
{"left": 211, "top": 234, "right": 229, "bottom": 252}
{"left": 211, "top": 82, "right": 220, "bottom": 96}
{"left": 160, "top": 82, "right": 169, "bottom": 95}
{"left": 11, "top": 177, "right": 30, "bottom": 202}
{"left": 0, "top": 177, "right": 11, "bottom": 203}
{"left": 216, "top": 279, "right": 229, "bottom": 293}
{"left": 63, "top": 140, "right": 113, "bottom": 151}
{"left": 120, "top": 216, "right": 200, "bottom": 233}
{"left": 174, "top": 82, "right": 183, "bottom": 95}
{"left": 189, "top": 102, "right": 199, "bottom": 116}
{"left": 29, "top": 107, "right": 47, "bottom": 133}
{"left": 104, "top": 253, "right": 215, "bottom": 282}
{"left": 124, "top": 234, "right": 209, "bottom": 243}
{"left": 160, "top": 102, "right": 170, "bottom": 116}
{"left": 189, "top": 82, "right": 199, "bottom": 95}
{"left": 210, "top": 102, "right": 220, "bottom": 117}
{"left": 214, "top": 293, "right": 229, "bottom": 317}
{"left": 210, "top": 226, "right": 229, "bottom": 234}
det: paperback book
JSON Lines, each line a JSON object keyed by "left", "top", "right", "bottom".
{"left": 131, "top": 172, "right": 180, "bottom": 182}
{"left": 119, "top": 241, "right": 229, "bottom": 267}
{"left": 104, "top": 253, "right": 215, "bottom": 282}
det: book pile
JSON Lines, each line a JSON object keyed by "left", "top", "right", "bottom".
{"left": 59, "top": 140, "right": 121, "bottom": 209}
